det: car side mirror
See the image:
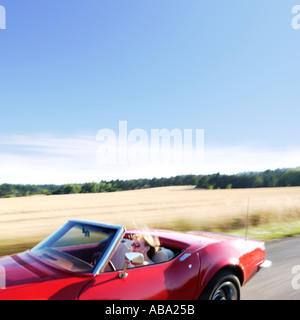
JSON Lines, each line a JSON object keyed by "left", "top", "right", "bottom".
{"left": 119, "top": 252, "right": 144, "bottom": 278}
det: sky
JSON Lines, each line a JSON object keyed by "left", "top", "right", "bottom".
{"left": 0, "top": 0, "right": 300, "bottom": 184}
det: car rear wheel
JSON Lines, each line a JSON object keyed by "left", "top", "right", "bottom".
{"left": 199, "top": 270, "right": 241, "bottom": 300}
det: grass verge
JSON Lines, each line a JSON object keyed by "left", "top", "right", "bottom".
{"left": 229, "top": 220, "right": 300, "bottom": 242}
{"left": 150, "top": 209, "right": 300, "bottom": 242}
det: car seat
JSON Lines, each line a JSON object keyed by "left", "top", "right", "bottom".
{"left": 151, "top": 247, "right": 175, "bottom": 263}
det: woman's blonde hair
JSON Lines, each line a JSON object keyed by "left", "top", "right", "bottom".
{"left": 143, "top": 233, "right": 160, "bottom": 253}
{"left": 132, "top": 232, "right": 160, "bottom": 254}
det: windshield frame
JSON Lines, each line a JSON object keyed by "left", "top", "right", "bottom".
{"left": 31, "top": 219, "right": 125, "bottom": 275}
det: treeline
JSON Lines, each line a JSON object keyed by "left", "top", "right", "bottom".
{"left": 196, "top": 168, "right": 300, "bottom": 189}
{"left": 0, "top": 175, "right": 198, "bottom": 198}
{"left": 0, "top": 168, "right": 300, "bottom": 198}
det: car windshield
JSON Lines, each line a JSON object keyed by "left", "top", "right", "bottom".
{"left": 31, "top": 221, "right": 120, "bottom": 273}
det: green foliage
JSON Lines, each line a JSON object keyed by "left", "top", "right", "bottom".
{"left": 195, "top": 169, "right": 290, "bottom": 189}
{"left": 0, "top": 168, "right": 300, "bottom": 198}
{"left": 53, "top": 184, "right": 81, "bottom": 194}
{"left": 277, "top": 169, "right": 300, "bottom": 187}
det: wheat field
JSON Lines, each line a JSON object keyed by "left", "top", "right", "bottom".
{"left": 1, "top": 185, "right": 300, "bottom": 255}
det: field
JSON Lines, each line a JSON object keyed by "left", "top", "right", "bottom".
{"left": 1, "top": 186, "right": 300, "bottom": 256}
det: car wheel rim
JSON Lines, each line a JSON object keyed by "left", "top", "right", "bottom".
{"left": 212, "top": 281, "right": 238, "bottom": 300}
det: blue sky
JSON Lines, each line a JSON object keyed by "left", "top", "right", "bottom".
{"left": 0, "top": 0, "right": 300, "bottom": 184}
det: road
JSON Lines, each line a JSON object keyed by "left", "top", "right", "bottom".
{"left": 242, "top": 235, "right": 300, "bottom": 300}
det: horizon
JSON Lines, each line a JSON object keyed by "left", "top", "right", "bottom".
{"left": 0, "top": 166, "right": 298, "bottom": 187}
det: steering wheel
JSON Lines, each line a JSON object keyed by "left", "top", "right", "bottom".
{"left": 92, "top": 253, "right": 116, "bottom": 272}
{"left": 107, "top": 260, "right": 116, "bottom": 272}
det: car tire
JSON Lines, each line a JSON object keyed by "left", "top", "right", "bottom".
{"left": 199, "top": 270, "right": 241, "bottom": 300}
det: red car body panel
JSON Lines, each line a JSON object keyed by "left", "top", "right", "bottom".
{"left": 0, "top": 223, "right": 266, "bottom": 300}
{"left": 0, "top": 252, "right": 93, "bottom": 300}
{"left": 79, "top": 252, "right": 200, "bottom": 300}
{"left": 191, "top": 232, "right": 265, "bottom": 298}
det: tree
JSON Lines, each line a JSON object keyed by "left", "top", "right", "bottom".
{"left": 278, "top": 169, "right": 300, "bottom": 186}
{"left": 81, "top": 182, "right": 100, "bottom": 193}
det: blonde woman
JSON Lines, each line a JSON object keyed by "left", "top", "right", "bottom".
{"left": 131, "top": 233, "right": 160, "bottom": 264}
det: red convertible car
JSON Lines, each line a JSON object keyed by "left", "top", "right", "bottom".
{"left": 0, "top": 219, "right": 270, "bottom": 300}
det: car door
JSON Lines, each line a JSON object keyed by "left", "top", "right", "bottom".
{"left": 78, "top": 252, "right": 200, "bottom": 300}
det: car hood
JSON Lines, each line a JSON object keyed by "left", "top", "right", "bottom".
{"left": 0, "top": 252, "right": 93, "bottom": 299}
{"left": 0, "top": 252, "right": 55, "bottom": 290}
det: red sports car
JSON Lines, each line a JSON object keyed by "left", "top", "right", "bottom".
{"left": 0, "top": 219, "right": 270, "bottom": 300}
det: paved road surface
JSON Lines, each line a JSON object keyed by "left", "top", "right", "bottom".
{"left": 242, "top": 235, "right": 300, "bottom": 300}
